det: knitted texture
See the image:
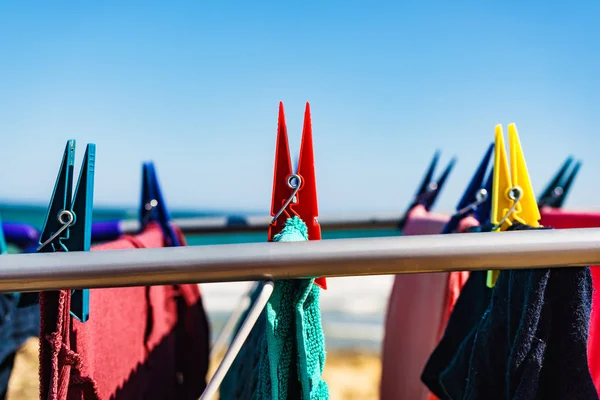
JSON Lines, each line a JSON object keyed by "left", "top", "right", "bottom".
{"left": 429, "top": 224, "right": 598, "bottom": 400}
{"left": 220, "top": 216, "right": 329, "bottom": 400}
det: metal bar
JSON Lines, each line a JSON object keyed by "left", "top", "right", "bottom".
{"left": 117, "top": 213, "right": 404, "bottom": 234}
{"left": 0, "top": 228, "right": 599, "bottom": 293}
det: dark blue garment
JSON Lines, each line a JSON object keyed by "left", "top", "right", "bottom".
{"left": 423, "top": 223, "right": 598, "bottom": 400}
{"left": 0, "top": 294, "right": 39, "bottom": 398}
{"left": 421, "top": 271, "right": 492, "bottom": 397}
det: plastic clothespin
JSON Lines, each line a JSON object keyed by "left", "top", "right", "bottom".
{"left": 473, "top": 164, "right": 494, "bottom": 226}
{"left": 441, "top": 143, "right": 493, "bottom": 234}
{"left": 538, "top": 157, "right": 582, "bottom": 209}
{"left": 140, "top": 162, "right": 181, "bottom": 247}
{"left": 268, "top": 102, "right": 326, "bottom": 290}
{"left": 488, "top": 124, "right": 540, "bottom": 287}
{"left": 38, "top": 140, "right": 96, "bottom": 322}
{"left": 398, "top": 151, "right": 456, "bottom": 230}
{"left": 554, "top": 161, "right": 581, "bottom": 208}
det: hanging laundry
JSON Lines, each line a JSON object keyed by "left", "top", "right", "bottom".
{"left": 0, "top": 294, "right": 38, "bottom": 399}
{"left": 220, "top": 217, "right": 328, "bottom": 400}
{"left": 39, "top": 223, "right": 210, "bottom": 400}
{"left": 425, "top": 223, "right": 598, "bottom": 400}
{"left": 0, "top": 216, "right": 39, "bottom": 399}
{"left": 380, "top": 143, "right": 494, "bottom": 400}
{"left": 539, "top": 208, "right": 600, "bottom": 394}
{"left": 380, "top": 205, "right": 477, "bottom": 400}
{"left": 421, "top": 270, "right": 492, "bottom": 397}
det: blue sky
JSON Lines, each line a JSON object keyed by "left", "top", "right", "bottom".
{"left": 0, "top": 2, "right": 599, "bottom": 215}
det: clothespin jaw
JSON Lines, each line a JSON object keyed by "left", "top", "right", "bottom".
{"left": 268, "top": 102, "right": 326, "bottom": 289}
{"left": 489, "top": 123, "right": 540, "bottom": 287}
{"left": 538, "top": 157, "right": 581, "bottom": 208}
{"left": 140, "top": 162, "right": 181, "bottom": 247}
{"left": 399, "top": 151, "right": 455, "bottom": 229}
{"left": 425, "top": 157, "right": 456, "bottom": 211}
{"left": 268, "top": 102, "right": 294, "bottom": 241}
{"left": 38, "top": 140, "right": 96, "bottom": 322}
{"left": 555, "top": 161, "right": 581, "bottom": 208}
{"left": 414, "top": 150, "right": 440, "bottom": 208}
{"left": 441, "top": 143, "right": 493, "bottom": 234}
{"left": 62, "top": 144, "right": 95, "bottom": 253}
{"left": 473, "top": 165, "right": 494, "bottom": 225}
{"left": 538, "top": 157, "right": 573, "bottom": 208}
{"left": 39, "top": 141, "right": 76, "bottom": 253}
{"left": 292, "top": 103, "right": 320, "bottom": 242}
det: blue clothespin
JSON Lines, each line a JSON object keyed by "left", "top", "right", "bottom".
{"left": 399, "top": 150, "right": 456, "bottom": 229}
{"left": 538, "top": 157, "right": 582, "bottom": 208}
{"left": 441, "top": 144, "right": 493, "bottom": 234}
{"left": 140, "top": 162, "right": 181, "bottom": 247}
{"left": 473, "top": 164, "right": 494, "bottom": 226}
{"left": 37, "top": 140, "right": 95, "bottom": 322}
{"left": 554, "top": 161, "right": 581, "bottom": 208}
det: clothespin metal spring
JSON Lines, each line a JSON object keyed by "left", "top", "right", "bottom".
{"left": 36, "top": 210, "right": 75, "bottom": 252}
{"left": 271, "top": 173, "right": 302, "bottom": 225}
{"left": 493, "top": 186, "right": 523, "bottom": 231}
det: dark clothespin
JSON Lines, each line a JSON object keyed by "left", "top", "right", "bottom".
{"left": 474, "top": 164, "right": 494, "bottom": 226}
{"left": 398, "top": 151, "right": 456, "bottom": 230}
{"left": 38, "top": 140, "right": 96, "bottom": 322}
{"left": 269, "top": 102, "right": 326, "bottom": 290}
{"left": 537, "top": 157, "right": 582, "bottom": 209}
{"left": 140, "top": 162, "right": 181, "bottom": 247}
{"left": 441, "top": 143, "right": 493, "bottom": 234}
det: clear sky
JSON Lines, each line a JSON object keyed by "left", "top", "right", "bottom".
{"left": 0, "top": 2, "right": 599, "bottom": 215}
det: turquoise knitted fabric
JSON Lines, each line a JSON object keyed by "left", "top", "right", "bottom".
{"left": 220, "top": 216, "right": 329, "bottom": 400}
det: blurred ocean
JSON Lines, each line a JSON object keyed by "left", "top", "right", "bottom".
{"left": 1, "top": 203, "right": 400, "bottom": 353}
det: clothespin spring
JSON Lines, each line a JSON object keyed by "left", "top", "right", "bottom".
{"left": 141, "top": 199, "right": 159, "bottom": 226}
{"left": 271, "top": 174, "right": 302, "bottom": 225}
{"left": 37, "top": 210, "right": 75, "bottom": 251}
{"left": 492, "top": 187, "right": 523, "bottom": 231}
{"left": 452, "top": 189, "right": 488, "bottom": 218}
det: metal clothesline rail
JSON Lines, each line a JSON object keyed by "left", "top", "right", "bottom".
{"left": 117, "top": 213, "right": 404, "bottom": 234}
{"left": 0, "top": 227, "right": 599, "bottom": 293}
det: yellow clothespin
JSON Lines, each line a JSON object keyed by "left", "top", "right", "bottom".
{"left": 487, "top": 123, "right": 541, "bottom": 287}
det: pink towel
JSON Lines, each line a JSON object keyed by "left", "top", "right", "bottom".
{"left": 380, "top": 206, "right": 477, "bottom": 400}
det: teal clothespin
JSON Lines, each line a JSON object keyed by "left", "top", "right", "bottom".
{"left": 37, "top": 140, "right": 96, "bottom": 322}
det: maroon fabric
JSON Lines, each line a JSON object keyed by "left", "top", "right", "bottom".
{"left": 40, "top": 223, "right": 209, "bottom": 400}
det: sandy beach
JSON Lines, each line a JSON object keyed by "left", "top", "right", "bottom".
{"left": 7, "top": 338, "right": 382, "bottom": 400}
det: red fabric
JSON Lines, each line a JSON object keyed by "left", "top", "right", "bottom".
{"left": 380, "top": 206, "right": 477, "bottom": 400}
{"left": 539, "top": 207, "right": 600, "bottom": 394}
{"left": 40, "top": 223, "right": 210, "bottom": 400}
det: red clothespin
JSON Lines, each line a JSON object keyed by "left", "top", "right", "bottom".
{"left": 268, "top": 101, "right": 327, "bottom": 290}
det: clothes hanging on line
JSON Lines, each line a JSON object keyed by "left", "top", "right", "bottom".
{"left": 539, "top": 208, "right": 600, "bottom": 394}
{"left": 422, "top": 223, "right": 598, "bottom": 400}
{"left": 420, "top": 270, "right": 491, "bottom": 398}
{"left": 220, "top": 216, "right": 329, "bottom": 400}
{"left": 379, "top": 205, "right": 477, "bottom": 400}
{"left": 39, "top": 223, "right": 210, "bottom": 400}
{"left": 0, "top": 293, "right": 38, "bottom": 399}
